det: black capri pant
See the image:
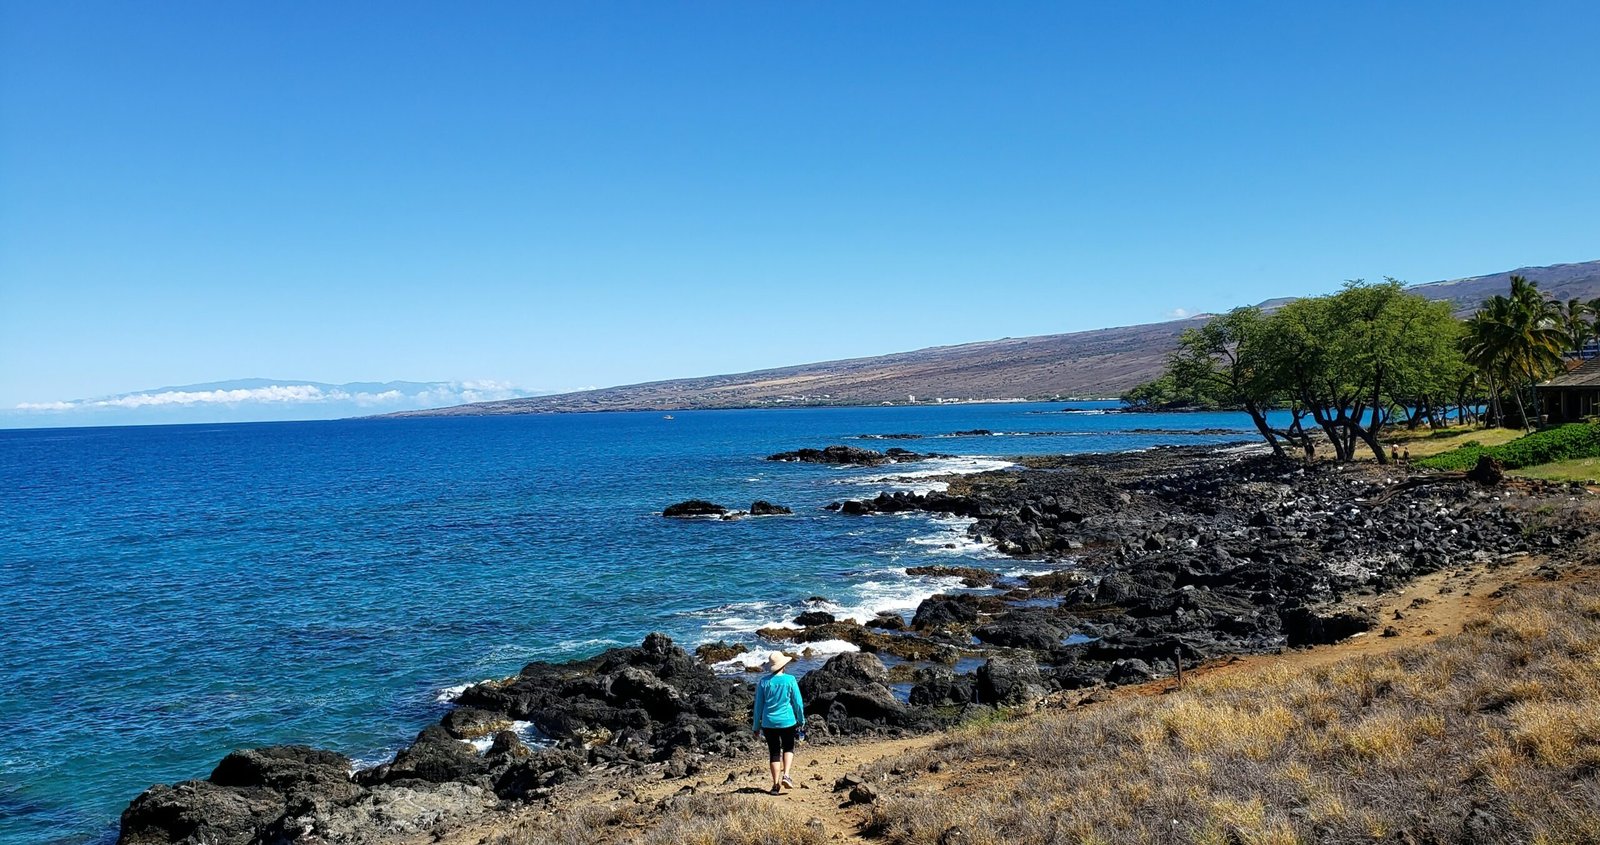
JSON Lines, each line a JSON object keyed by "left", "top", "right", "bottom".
{"left": 764, "top": 725, "right": 797, "bottom": 762}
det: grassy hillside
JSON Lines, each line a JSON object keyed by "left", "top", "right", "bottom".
{"left": 859, "top": 576, "right": 1600, "bottom": 844}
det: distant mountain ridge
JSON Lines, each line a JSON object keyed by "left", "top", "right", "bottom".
{"left": 388, "top": 260, "right": 1600, "bottom": 417}
{"left": 1256, "top": 260, "right": 1600, "bottom": 316}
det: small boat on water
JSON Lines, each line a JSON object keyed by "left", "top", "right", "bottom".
{"left": 663, "top": 414, "right": 675, "bottom": 420}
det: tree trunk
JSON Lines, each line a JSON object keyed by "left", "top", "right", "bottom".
{"left": 1527, "top": 365, "right": 1543, "bottom": 427}
{"left": 1405, "top": 404, "right": 1423, "bottom": 430}
{"left": 1325, "top": 422, "right": 1352, "bottom": 462}
{"left": 1353, "top": 422, "right": 1388, "bottom": 464}
{"left": 1311, "top": 414, "right": 1345, "bottom": 462}
{"left": 1243, "top": 402, "right": 1285, "bottom": 459}
{"left": 1368, "top": 381, "right": 1388, "bottom": 454}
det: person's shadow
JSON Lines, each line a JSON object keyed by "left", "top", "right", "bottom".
{"left": 731, "top": 786, "right": 784, "bottom": 796}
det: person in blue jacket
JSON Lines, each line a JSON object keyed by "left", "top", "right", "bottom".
{"left": 752, "top": 651, "right": 805, "bottom": 795}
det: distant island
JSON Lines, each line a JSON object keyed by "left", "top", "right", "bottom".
{"left": 383, "top": 259, "right": 1600, "bottom": 417}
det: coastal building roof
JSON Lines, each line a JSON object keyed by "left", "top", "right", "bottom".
{"left": 1538, "top": 357, "right": 1600, "bottom": 388}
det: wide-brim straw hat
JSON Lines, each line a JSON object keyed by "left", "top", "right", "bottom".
{"left": 768, "top": 652, "right": 793, "bottom": 672}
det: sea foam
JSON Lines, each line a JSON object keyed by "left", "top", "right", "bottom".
{"left": 848, "top": 456, "right": 1015, "bottom": 493}
{"left": 462, "top": 720, "right": 537, "bottom": 753}
{"left": 713, "top": 640, "right": 861, "bottom": 674}
{"left": 906, "top": 515, "right": 1001, "bottom": 558}
{"left": 435, "top": 682, "right": 479, "bottom": 703}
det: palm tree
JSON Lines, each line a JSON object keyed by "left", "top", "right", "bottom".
{"left": 1559, "top": 297, "right": 1596, "bottom": 358}
{"left": 1462, "top": 277, "right": 1569, "bottom": 430}
{"left": 1463, "top": 299, "right": 1512, "bottom": 427}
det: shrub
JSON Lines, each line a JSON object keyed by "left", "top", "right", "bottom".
{"left": 1417, "top": 423, "right": 1600, "bottom": 471}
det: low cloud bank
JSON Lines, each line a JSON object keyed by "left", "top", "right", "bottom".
{"left": 13, "top": 380, "right": 539, "bottom": 416}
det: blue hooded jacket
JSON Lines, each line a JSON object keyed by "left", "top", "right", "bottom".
{"left": 752, "top": 671, "right": 805, "bottom": 731}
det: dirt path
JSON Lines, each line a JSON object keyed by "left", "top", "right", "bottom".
{"left": 434, "top": 731, "right": 936, "bottom": 844}
{"left": 625, "top": 733, "right": 937, "bottom": 842}
{"left": 1165, "top": 550, "right": 1552, "bottom": 688}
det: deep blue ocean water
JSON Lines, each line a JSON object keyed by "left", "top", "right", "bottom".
{"left": 0, "top": 403, "right": 1262, "bottom": 845}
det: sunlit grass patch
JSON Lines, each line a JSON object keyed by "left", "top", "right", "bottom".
{"left": 1508, "top": 701, "right": 1600, "bottom": 767}
{"left": 1382, "top": 425, "right": 1522, "bottom": 459}
{"left": 1510, "top": 456, "right": 1600, "bottom": 483}
{"left": 1193, "top": 797, "right": 1302, "bottom": 845}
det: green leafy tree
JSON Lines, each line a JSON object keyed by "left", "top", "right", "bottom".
{"left": 1166, "top": 307, "right": 1311, "bottom": 459}
{"left": 1388, "top": 308, "right": 1469, "bottom": 429}
{"left": 1120, "top": 374, "right": 1204, "bottom": 410}
{"left": 1145, "top": 280, "right": 1470, "bottom": 462}
{"left": 1264, "top": 280, "right": 1461, "bottom": 463}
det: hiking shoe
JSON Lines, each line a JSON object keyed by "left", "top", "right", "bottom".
{"left": 781, "top": 775, "right": 795, "bottom": 789}
{"left": 770, "top": 784, "right": 782, "bottom": 795}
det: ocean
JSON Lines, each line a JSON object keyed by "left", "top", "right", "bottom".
{"left": 0, "top": 402, "right": 1260, "bottom": 845}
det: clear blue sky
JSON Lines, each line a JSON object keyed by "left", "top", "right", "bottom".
{"left": 3, "top": 1, "right": 1597, "bottom": 407}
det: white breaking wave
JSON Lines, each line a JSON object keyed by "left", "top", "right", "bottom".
{"left": 701, "top": 565, "right": 980, "bottom": 676}
{"left": 908, "top": 532, "right": 999, "bottom": 556}
{"left": 687, "top": 601, "right": 799, "bottom": 638}
{"left": 436, "top": 674, "right": 519, "bottom": 702}
{"left": 853, "top": 456, "right": 1015, "bottom": 482}
{"left": 349, "top": 748, "right": 401, "bottom": 774}
{"left": 713, "top": 640, "right": 861, "bottom": 673}
{"left": 463, "top": 720, "right": 536, "bottom": 753}
{"left": 907, "top": 515, "right": 1002, "bottom": 558}
{"left": 688, "top": 561, "right": 967, "bottom": 647}
{"left": 829, "top": 577, "right": 943, "bottom": 623}
{"left": 848, "top": 456, "right": 1015, "bottom": 494}
{"left": 809, "top": 559, "right": 983, "bottom": 626}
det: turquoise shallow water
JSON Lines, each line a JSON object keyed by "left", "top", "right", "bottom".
{"left": 0, "top": 403, "right": 1259, "bottom": 845}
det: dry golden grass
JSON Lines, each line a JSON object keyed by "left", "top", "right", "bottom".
{"left": 482, "top": 575, "right": 1600, "bottom": 845}
{"left": 860, "top": 576, "right": 1600, "bottom": 845}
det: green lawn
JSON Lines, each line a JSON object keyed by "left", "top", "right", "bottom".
{"left": 1416, "top": 422, "right": 1600, "bottom": 473}
{"left": 1509, "top": 457, "right": 1600, "bottom": 484}
{"left": 1381, "top": 426, "right": 1522, "bottom": 460}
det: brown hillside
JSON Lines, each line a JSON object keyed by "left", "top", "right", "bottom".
{"left": 391, "top": 259, "right": 1600, "bottom": 416}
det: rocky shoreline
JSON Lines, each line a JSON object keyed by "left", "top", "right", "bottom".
{"left": 117, "top": 443, "right": 1596, "bottom": 845}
